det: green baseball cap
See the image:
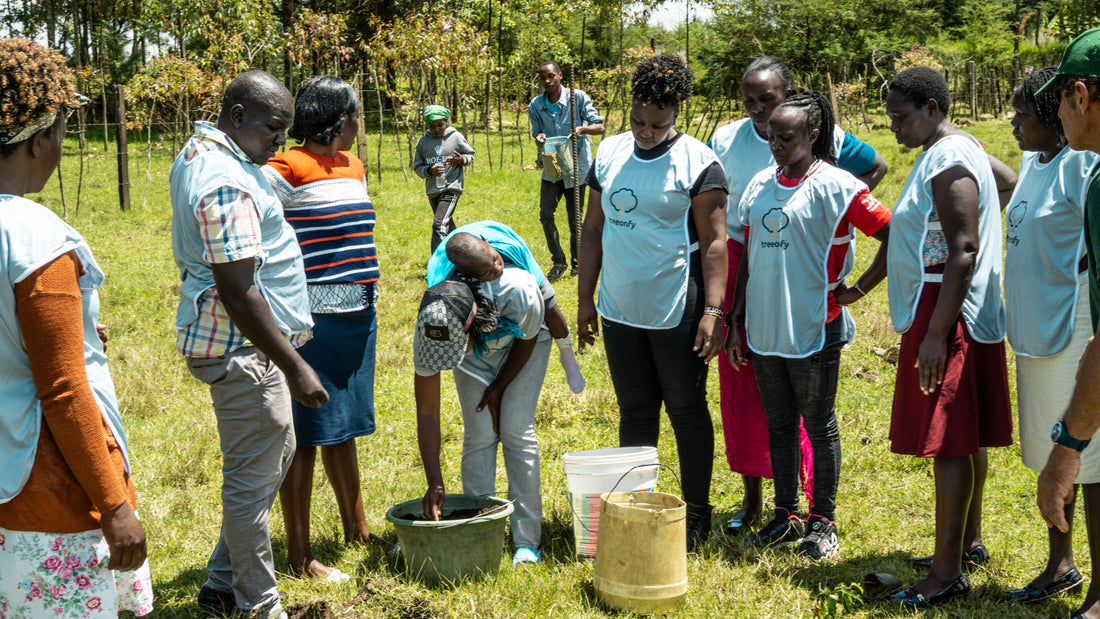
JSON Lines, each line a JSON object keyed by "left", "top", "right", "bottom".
{"left": 1037, "top": 28, "right": 1100, "bottom": 95}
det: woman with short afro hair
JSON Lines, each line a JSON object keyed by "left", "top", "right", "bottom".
{"left": 577, "top": 52, "right": 728, "bottom": 550}
{"left": 0, "top": 37, "right": 154, "bottom": 615}
{"left": 884, "top": 65, "right": 1017, "bottom": 607}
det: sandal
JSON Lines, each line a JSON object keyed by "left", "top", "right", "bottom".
{"left": 547, "top": 264, "right": 567, "bottom": 281}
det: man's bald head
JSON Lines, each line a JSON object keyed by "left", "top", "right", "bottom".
{"left": 217, "top": 70, "right": 293, "bottom": 165}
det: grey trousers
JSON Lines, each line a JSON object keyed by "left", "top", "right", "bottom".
{"left": 187, "top": 347, "right": 295, "bottom": 616}
{"left": 453, "top": 335, "right": 551, "bottom": 548}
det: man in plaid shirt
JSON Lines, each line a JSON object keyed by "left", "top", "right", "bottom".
{"left": 169, "top": 70, "right": 327, "bottom": 619}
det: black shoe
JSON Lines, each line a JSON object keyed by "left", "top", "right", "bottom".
{"left": 685, "top": 502, "right": 713, "bottom": 552}
{"left": 748, "top": 507, "right": 803, "bottom": 549}
{"left": 1006, "top": 568, "right": 1084, "bottom": 604}
{"left": 197, "top": 584, "right": 236, "bottom": 617}
{"left": 725, "top": 505, "right": 760, "bottom": 535}
{"left": 548, "top": 264, "right": 567, "bottom": 281}
{"left": 888, "top": 574, "right": 970, "bottom": 607}
{"left": 911, "top": 544, "right": 990, "bottom": 570}
{"left": 797, "top": 514, "right": 839, "bottom": 561}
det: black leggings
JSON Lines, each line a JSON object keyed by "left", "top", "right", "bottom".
{"left": 602, "top": 273, "right": 714, "bottom": 506}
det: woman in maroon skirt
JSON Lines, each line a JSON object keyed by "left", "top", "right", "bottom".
{"left": 883, "top": 66, "right": 1016, "bottom": 607}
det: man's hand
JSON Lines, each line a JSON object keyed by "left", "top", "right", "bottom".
{"left": 430, "top": 162, "right": 446, "bottom": 177}
{"left": 444, "top": 151, "right": 464, "bottom": 167}
{"left": 422, "top": 484, "right": 445, "bottom": 521}
{"left": 287, "top": 363, "right": 328, "bottom": 408}
{"left": 100, "top": 501, "right": 147, "bottom": 571}
{"left": 535, "top": 133, "right": 546, "bottom": 145}
{"left": 1038, "top": 445, "right": 1081, "bottom": 533}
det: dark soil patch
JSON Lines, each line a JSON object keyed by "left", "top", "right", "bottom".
{"left": 285, "top": 600, "right": 335, "bottom": 619}
{"left": 401, "top": 506, "right": 500, "bottom": 521}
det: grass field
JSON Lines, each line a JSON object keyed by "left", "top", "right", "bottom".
{"left": 25, "top": 113, "right": 1078, "bottom": 618}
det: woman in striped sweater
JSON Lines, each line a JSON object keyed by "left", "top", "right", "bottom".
{"left": 264, "top": 76, "right": 385, "bottom": 581}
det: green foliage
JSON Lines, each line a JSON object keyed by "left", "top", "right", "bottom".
{"left": 286, "top": 9, "right": 355, "bottom": 75}
{"left": 125, "top": 55, "right": 217, "bottom": 129}
{"left": 813, "top": 583, "right": 864, "bottom": 618}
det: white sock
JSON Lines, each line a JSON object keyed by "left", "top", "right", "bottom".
{"left": 556, "top": 333, "right": 585, "bottom": 394}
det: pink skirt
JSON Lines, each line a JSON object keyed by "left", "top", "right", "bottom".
{"left": 889, "top": 278, "right": 1013, "bottom": 457}
{"left": 719, "top": 239, "right": 813, "bottom": 502}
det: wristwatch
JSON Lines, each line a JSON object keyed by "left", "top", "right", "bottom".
{"left": 1052, "top": 421, "right": 1091, "bottom": 452}
{"left": 725, "top": 312, "right": 741, "bottom": 328}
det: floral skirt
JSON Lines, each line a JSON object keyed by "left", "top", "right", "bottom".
{"left": 0, "top": 526, "right": 153, "bottom": 618}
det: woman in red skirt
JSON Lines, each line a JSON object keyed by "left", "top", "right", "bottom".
{"left": 884, "top": 66, "right": 1017, "bottom": 607}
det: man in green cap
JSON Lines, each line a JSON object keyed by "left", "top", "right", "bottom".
{"left": 413, "top": 104, "right": 476, "bottom": 252}
{"left": 1037, "top": 27, "right": 1100, "bottom": 619}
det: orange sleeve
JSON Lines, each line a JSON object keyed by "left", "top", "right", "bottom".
{"left": 14, "top": 251, "right": 129, "bottom": 515}
{"left": 265, "top": 152, "right": 296, "bottom": 184}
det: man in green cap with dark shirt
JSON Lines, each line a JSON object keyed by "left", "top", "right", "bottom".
{"left": 413, "top": 104, "right": 476, "bottom": 252}
{"left": 1037, "top": 27, "right": 1100, "bottom": 619}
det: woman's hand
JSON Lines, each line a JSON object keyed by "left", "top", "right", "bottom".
{"left": 725, "top": 321, "right": 748, "bottom": 368}
{"left": 694, "top": 314, "right": 723, "bottom": 361}
{"left": 577, "top": 300, "right": 600, "bottom": 348}
{"left": 834, "top": 283, "right": 864, "bottom": 306}
{"left": 100, "top": 500, "right": 147, "bottom": 572}
{"left": 422, "top": 484, "right": 445, "bottom": 521}
{"left": 916, "top": 330, "right": 948, "bottom": 395}
{"left": 477, "top": 383, "right": 505, "bottom": 434}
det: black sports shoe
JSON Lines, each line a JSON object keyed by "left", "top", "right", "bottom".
{"left": 798, "top": 514, "right": 839, "bottom": 560}
{"left": 197, "top": 584, "right": 236, "bottom": 617}
{"left": 748, "top": 507, "right": 803, "bottom": 549}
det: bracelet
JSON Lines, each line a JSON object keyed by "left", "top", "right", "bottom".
{"left": 725, "top": 312, "right": 742, "bottom": 327}
{"left": 852, "top": 282, "right": 868, "bottom": 297}
{"left": 702, "top": 306, "right": 724, "bottom": 319}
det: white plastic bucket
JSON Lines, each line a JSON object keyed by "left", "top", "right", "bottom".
{"left": 563, "top": 446, "right": 659, "bottom": 559}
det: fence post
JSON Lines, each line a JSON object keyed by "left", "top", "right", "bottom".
{"left": 113, "top": 84, "right": 131, "bottom": 212}
{"left": 969, "top": 61, "right": 978, "bottom": 120}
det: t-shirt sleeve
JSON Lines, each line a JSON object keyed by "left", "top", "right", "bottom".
{"left": 837, "top": 132, "right": 877, "bottom": 178}
{"left": 690, "top": 161, "right": 728, "bottom": 198}
{"left": 587, "top": 165, "right": 602, "bottom": 194}
{"left": 196, "top": 187, "right": 262, "bottom": 264}
{"left": 497, "top": 272, "right": 545, "bottom": 340}
{"left": 843, "top": 189, "right": 891, "bottom": 236}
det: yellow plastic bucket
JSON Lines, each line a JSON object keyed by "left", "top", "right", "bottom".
{"left": 593, "top": 491, "right": 687, "bottom": 613}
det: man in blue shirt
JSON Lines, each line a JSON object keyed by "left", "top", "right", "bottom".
{"left": 528, "top": 61, "right": 604, "bottom": 280}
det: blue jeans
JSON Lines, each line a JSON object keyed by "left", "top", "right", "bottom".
{"left": 602, "top": 272, "right": 714, "bottom": 506}
{"left": 753, "top": 319, "right": 845, "bottom": 520}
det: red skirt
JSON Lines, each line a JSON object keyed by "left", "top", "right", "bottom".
{"left": 719, "top": 240, "right": 813, "bottom": 502}
{"left": 889, "top": 279, "right": 1013, "bottom": 457}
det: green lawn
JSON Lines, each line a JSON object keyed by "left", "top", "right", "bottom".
{"left": 27, "top": 115, "right": 1076, "bottom": 618}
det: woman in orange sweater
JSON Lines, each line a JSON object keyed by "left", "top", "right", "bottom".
{"left": 0, "top": 38, "right": 152, "bottom": 617}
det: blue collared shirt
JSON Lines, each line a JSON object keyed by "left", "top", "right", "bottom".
{"left": 528, "top": 89, "right": 603, "bottom": 187}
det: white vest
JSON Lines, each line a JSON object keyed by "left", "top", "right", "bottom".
{"left": 1005, "top": 147, "right": 1098, "bottom": 357}
{"left": 593, "top": 132, "right": 722, "bottom": 329}
{"left": 0, "top": 196, "right": 130, "bottom": 503}
{"left": 887, "top": 134, "right": 1005, "bottom": 343}
{"left": 739, "top": 162, "right": 865, "bottom": 357}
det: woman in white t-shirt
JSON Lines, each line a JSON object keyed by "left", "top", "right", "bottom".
{"left": 1003, "top": 66, "right": 1099, "bottom": 606}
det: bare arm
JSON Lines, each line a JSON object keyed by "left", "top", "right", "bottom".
{"left": 917, "top": 167, "right": 980, "bottom": 395}
{"left": 691, "top": 188, "right": 729, "bottom": 361}
{"left": 477, "top": 336, "right": 537, "bottom": 433}
{"left": 212, "top": 259, "right": 327, "bottom": 407}
{"left": 415, "top": 372, "right": 445, "bottom": 519}
{"left": 1039, "top": 323, "right": 1100, "bottom": 531}
{"left": 577, "top": 187, "right": 605, "bottom": 348}
{"left": 988, "top": 153, "right": 1018, "bottom": 209}
{"left": 856, "top": 151, "right": 888, "bottom": 191}
{"left": 725, "top": 238, "right": 750, "bottom": 368}
{"left": 835, "top": 223, "right": 890, "bottom": 305}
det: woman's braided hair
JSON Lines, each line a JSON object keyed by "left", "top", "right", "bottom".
{"left": 0, "top": 38, "right": 76, "bottom": 157}
{"left": 631, "top": 53, "right": 694, "bottom": 109}
{"left": 1019, "top": 66, "right": 1064, "bottom": 141}
{"left": 776, "top": 91, "right": 836, "bottom": 164}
